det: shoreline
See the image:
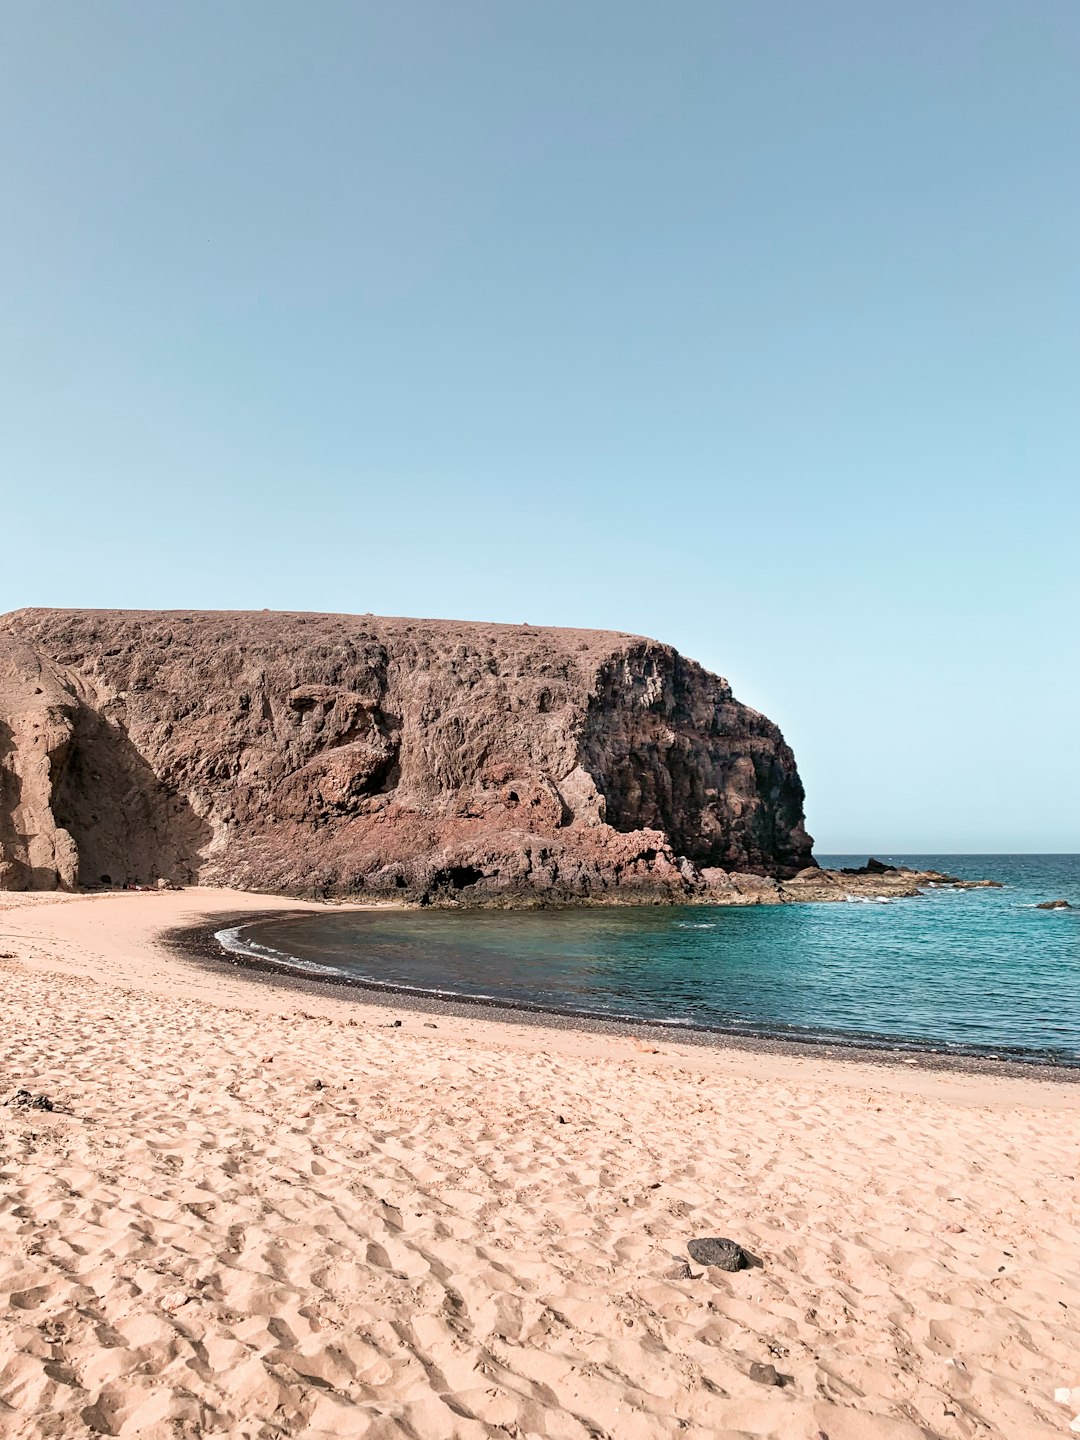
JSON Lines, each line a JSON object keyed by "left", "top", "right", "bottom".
{"left": 169, "top": 907, "right": 1080, "bottom": 1084}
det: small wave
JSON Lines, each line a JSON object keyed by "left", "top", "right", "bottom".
{"left": 215, "top": 925, "right": 341, "bottom": 978}
{"left": 318, "top": 975, "right": 508, "bottom": 1005}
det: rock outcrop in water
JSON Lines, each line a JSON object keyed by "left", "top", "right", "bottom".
{"left": 1, "top": 608, "right": 815, "bottom": 904}
{"left": 779, "top": 859, "right": 1002, "bottom": 903}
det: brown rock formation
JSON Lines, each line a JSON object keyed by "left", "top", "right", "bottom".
{"left": 0, "top": 609, "right": 814, "bottom": 903}
{"left": 776, "top": 859, "right": 1003, "bottom": 905}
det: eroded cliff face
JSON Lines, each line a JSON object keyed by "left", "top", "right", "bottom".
{"left": 579, "top": 650, "right": 811, "bottom": 876}
{"left": 0, "top": 637, "right": 81, "bottom": 891}
{"left": 0, "top": 609, "right": 814, "bottom": 902}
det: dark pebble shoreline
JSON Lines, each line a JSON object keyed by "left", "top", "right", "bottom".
{"left": 163, "top": 910, "right": 1080, "bottom": 1084}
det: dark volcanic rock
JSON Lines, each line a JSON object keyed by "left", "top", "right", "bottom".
{"left": 864, "top": 857, "right": 894, "bottom": 874}
{"left": 6, "top": 1090, "right": 54, "bottom": 1112}
{"left": 687, "top": 1236, "right": 749, "bottom": 1271}
{"left": 0, "top": 610, "right": 814, "bottom": 903}
{"left": 1036, "top": 899, "right": 1072, "bottom": 910}
{"left": 748, "top": 1362, "right": 781, "bottom": 1387}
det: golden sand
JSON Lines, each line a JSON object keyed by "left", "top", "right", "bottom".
{"left": 1, "top": 889, "right": 1077, "bottom": 1438}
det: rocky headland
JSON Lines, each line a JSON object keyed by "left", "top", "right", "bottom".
{"left": 0, "top": 608, "right": 991, "bottom": 907}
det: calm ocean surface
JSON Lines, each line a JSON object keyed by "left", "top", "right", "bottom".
{"left": 219, "top": 856, "right": 1080, "bottom": 1064}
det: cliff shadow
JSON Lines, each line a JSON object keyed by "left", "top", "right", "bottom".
{"left": 1, "top": 718, "right": 31, "bottom": 887}
{"left": 50, "top": 706, "right": 213, "bottom": 888}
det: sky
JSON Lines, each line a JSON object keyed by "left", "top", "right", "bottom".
{"left": 2, "top": 2, "right": 1077, "bottom": 853}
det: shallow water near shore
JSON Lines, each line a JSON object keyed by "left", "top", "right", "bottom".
{"left": 219, "top": 855, "right": 1080, "bottom": 1064}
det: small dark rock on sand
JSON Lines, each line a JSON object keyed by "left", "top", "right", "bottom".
{"left": 6, "top": 1090, "right": 54, "bottom": 1112}
{"left": 1036, "top": 899, "right": 1072, "bottom": 910}
{"left": 749, "top": 1361, "right": 781, "bottom": 1386}
{"left": 688, "top": 1236, "right": 749, "bottom": 1271}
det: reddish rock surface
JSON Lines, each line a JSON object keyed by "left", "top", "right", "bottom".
{"left": 0, "top": 609, "right": 815, "bottom": 903}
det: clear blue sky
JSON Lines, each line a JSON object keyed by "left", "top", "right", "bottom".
{"left": 2, "top": 2, "right": 1077, "bottom": 852}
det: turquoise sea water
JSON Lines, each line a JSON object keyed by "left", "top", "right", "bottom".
{"left": 220, "top": 856, "right": 1080, "bottom": 1064}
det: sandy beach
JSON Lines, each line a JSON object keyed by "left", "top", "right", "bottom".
{"left": 1, "top": 889, "right": 1078, "bottom": 1440}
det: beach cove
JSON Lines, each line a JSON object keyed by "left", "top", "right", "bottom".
{"left": 1, "top": 887, "right": 1078, "bottom": 1439}
{"left": 209, "top": 855, "right": 1080, "bottom": 1066}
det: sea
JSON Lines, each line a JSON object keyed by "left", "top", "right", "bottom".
{"left": 217, "top": 855, "right": 1080, "bottom": 1066}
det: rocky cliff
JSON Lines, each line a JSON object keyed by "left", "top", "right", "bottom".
{"left": 0, "top": 609, "right": 814, "bottom": 903}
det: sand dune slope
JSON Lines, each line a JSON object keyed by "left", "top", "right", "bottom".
{"left": 0, "top": 894, "right": 1078, "bottom": 1439}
